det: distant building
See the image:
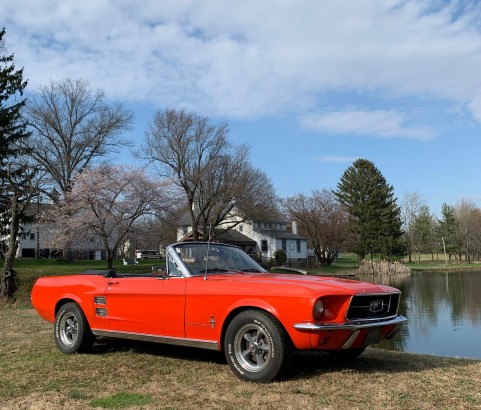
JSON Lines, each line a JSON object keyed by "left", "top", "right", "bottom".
{"left": 177, "top": 205, "right": 307, "bottom": 267}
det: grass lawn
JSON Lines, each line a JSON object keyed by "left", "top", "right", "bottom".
{"left": 1, "top": 308, "right": 480, "bottom": 409}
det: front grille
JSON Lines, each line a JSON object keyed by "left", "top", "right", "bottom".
{"left": 96, "top": 307, "right": 108, "bottom": 317}
{"left": 347, "top": 293, "right": 400, "bottom": 320}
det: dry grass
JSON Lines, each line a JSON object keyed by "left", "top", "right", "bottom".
{"left": 1, "top": 309, "right": 481, "bottom": 409}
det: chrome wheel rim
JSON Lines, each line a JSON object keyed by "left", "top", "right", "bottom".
{"left": 59, "top": 313, "right": 78, "bottom": 347}
{"left": 234, "top": 323, "right": 271, "bottom": 372}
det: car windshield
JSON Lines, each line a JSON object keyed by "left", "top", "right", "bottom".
{"left": 171, "top": 242, "right": 267, "bottom": 276}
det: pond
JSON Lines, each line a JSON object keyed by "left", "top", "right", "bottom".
{"left": 359, "top": 270, "right": 481, "bottom": 360}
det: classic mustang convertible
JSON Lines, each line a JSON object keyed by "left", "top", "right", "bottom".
{"left": 31, "top": 242, "right": 406, "bottom": 382}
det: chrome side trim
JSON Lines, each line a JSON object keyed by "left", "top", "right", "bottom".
{"left": 293, "top": 315, "right": 407, "bottom": 332}
{"left": 91, "top": 329, "right": 220, "bottom": 351}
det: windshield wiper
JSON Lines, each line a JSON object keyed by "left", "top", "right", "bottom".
{"left": 240, "top": 268, "right": 263, "bottom": 273}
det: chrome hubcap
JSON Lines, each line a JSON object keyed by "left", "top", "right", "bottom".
{"left": 59, "top": 314, "right": 78, "bottom": 346}
{"left": 234, "top": 324, "right": 271, "bottom": 372}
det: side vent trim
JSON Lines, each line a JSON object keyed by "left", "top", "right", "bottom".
{"left": 94, "top": 296, "right": 107, "bottom": 305}
{"left": 96, "top": 307, "right": 108, "bottom": 317}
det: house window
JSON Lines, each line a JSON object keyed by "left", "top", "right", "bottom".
{"left": 296, "top": 240, "right": 301, "bottom": 253}
{"left": 261, "top": 240, "right": 268, "bottom": 252}
{"left": 282, "top": 239, "right": 286, "bottom": 252}
{"left": 239, "top": 224, "right": 243, "bottom": 232}
{"left": 182, "top": 227, "right": 187, "bottom": 235}
{"left": 30, "top": 233, "right": 35, "bottom": 240}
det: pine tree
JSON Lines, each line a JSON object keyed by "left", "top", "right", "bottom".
{"left": 334, "top": 159, "right": 405, "bottom": 261}
{"left": 437, "top": 203, "right": 460, "bottom": 261}
{"left": 0, "top": 28, "right": 32, "bottom": 300}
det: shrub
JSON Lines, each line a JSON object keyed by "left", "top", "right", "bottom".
{"left": 273, "top": 249, "right": 287, "bottom": 266}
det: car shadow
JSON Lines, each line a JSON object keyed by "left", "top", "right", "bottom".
{"left": 92, "top": 337, "right": 226, "bottom": 365}
{"left": 289, "top": 348, "right": 478, "bottom": 380}
{"left": 92, "top": 338, "right": 478, "bottom": 380}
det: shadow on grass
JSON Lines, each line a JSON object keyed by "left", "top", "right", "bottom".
{"left": 91, "top": 337, "right": 478, "bottom": 381}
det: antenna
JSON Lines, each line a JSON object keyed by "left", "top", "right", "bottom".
{"left": 204, "top": 222, "right": 212, "bottom": 281}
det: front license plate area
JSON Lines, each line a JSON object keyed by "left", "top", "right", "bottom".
{"left": 364, "top": 327, "right": 382, "bottom": 346}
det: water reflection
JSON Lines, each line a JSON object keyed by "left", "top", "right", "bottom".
{"left": 359, "top": 271, "right": 481, "bottom": 359}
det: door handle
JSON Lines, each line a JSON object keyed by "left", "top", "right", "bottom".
{"left": 107, "top": 281, "right": 119, "bottom": 286}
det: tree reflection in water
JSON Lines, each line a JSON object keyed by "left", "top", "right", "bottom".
{"left": 358, "top": 271, "right": 481, "bottom": 359}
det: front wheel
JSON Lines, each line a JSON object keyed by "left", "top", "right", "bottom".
{"left": 54, "top": 302, "right": 95, "bottom": 354}
{"left": 224, "top": 310, "right": 291, "bottom": 382}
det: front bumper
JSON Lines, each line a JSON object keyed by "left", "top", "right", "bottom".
{"left": 293, "top": 315, "right": 407, "bottom": 332}
{"left": 293, "top": 315, "right": 407, "bottom": 349}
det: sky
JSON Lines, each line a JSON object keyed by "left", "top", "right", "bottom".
{"left": 2, "top": 0, "right": 481, "bottom": 215}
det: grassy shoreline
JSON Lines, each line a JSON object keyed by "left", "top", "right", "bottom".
{"left": 1, "top": 308, "right": 480, "bottom": 409}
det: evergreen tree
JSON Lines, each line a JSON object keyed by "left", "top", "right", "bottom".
{"left": 437, "top": 203, "right": 460, "bottom": 261}
{"left": 334, "top": 159, "right": 405, "bottom": 261}
{"left": 0, "top": 28, "right": 33, "bottom": 300}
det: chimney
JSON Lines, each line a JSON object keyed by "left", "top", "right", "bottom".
{"left": 292, "top": 221, "right": 298, "bottom": 235}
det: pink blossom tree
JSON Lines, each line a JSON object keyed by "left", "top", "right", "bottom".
{"left": 42, "top": 165, "right": 175, "bottom": 268}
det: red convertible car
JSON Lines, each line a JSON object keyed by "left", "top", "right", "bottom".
{"left": 31, "top": 242, "right": 406, "bottom": 382}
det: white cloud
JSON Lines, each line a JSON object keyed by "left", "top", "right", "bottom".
{"left": 302, "top": 109, "right": 435, "bottom": 140}
{"left": 2, "top": 0, "right": 481, "bottom": 125}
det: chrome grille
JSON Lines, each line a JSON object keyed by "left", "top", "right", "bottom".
{"left": 95, "top": 307, "right": 108, "bottom": 317}
{"left": 94, "top": 296, "right": 106, "bottom": 305}
{"left": 347, "top": 293, "right": 400, "bottom": 320}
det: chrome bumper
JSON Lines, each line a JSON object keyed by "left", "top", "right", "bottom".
{"left": 293, "top": 315, "right": 407, "bottom": 332}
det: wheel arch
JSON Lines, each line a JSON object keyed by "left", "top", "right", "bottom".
{"left": 220, "top": 305, "right": 293, "bottom": 352}
{"left": 54, "top": 296, "right": 84, "bottom": 316}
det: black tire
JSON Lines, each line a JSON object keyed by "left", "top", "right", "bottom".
{"left": 321, "top": 347, "right": 366, "bottom": 360}
{"left": 54, "top": 302, "right": 95, "bottom": 354}
{"left": 224, "top": 310, "right": 291, "bottom": 382}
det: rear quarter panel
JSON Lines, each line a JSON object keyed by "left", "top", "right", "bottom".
{"left": 31, "top": 275, "right": 108, "bottom": 330}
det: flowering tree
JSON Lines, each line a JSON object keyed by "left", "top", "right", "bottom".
{"left": 42, "top": 166, "right": 173, "bottom": 268}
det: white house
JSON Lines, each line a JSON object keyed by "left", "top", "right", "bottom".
{"left": 177, "top": 205, "right": 308, "bottom": 266}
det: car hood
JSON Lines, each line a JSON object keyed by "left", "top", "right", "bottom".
{"left": 205, "top": 272, "right": 399, "bottom": 295}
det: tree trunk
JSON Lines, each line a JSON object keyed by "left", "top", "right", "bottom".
{"left": 105, "top": 244, "right": 113, "bottom": 269}
{"left": 0, "top": 195, "right": 21, "bottom": 301}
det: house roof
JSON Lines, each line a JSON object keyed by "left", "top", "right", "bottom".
{"left": 256, "top": 229, "right": 306, "bottom": 241}
{"left": 177, "top": 203, "right": 286, "bottom": 227}
{"left": 179, "top": 228, "right": 256, "bottom": 246}
{"left": 24, "top": 202, "right": 54, "bottom": 217}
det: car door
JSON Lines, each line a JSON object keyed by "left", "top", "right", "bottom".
{"left": 104, "top": 274, "right": 186, "bottom": 338}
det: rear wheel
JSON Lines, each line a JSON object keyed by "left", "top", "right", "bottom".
{"left": 224, "top": 310, "right": 291, "bottom": 382}
{"left": 54, "top": 302, "right": 95, "bottom": 354}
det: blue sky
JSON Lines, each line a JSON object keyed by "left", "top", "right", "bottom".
{"left": 3, "top": 0, "right": 481, "bottom": 215}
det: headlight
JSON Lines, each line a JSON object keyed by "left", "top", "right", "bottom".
{"left": 313, "top": 298, "right": 324, "bottom": 320}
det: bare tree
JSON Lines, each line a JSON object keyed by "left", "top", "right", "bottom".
{"left": 282, "top": 189, "right": 351, "bottom": 265}
{"left": 401, "top": 191, "right": 426, "bottom": 263}
{"left": 195, "top": 152, "right": 278, "bottom": 240}
{"left": 144, "top": 108, "right": 278, "bottom": 240}
{"left": 41, "top": 166, "right": 171, "bottom": 269}
{"left": 25, "top": 78, "right": 133, "bottom": 198}
{"left": 455, "top": 199, "right": 481, "bottom": 263}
